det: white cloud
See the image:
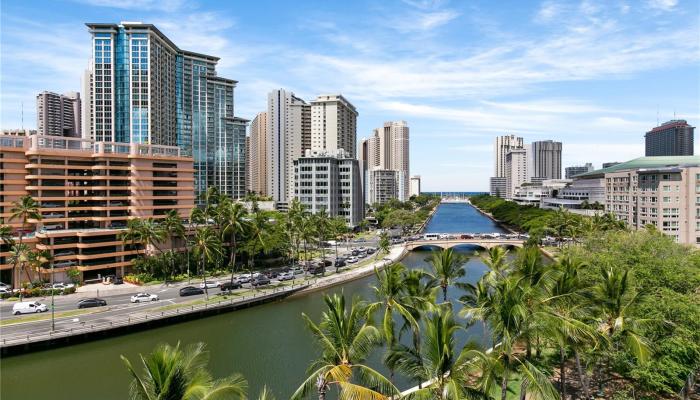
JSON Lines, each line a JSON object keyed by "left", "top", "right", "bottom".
{"left": 647, "top": 0, "right": 679, "bottom": 11}
{"left": 535, "top": 1, "right": 563, "bottom": 23}
{"left": 72, "top": 0, "right": 187, "bottom": 12}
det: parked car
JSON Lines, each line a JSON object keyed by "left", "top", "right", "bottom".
{"left": 0, "top": 287, "right": 12, "bottom": 295}
{"left": 199, "top": 281, "right": 220, "bottom": 289}
{"left": 334, "top": 259, "right": 346, "bottom": 268}
{"left": 251, "top": 276, "right": 271, "bottom": 286}
{"left": 309, "top": 265, "right": 325, "bottom": 275}
{"left": 130, "top": 293, "right": 159, "bottom": 303}
{"left": 291, "top": 267, "right": 304, "bottom": 275}
{"left": 220, "top": 280, "right": 242, "bottom": 291}
{"left": 278, "top": 271, "right": 294, "bottom": 281}
{"left": 265, "top": 270, "right": 279, "bottom": 278}
{"left": 42, "top": 224, "right": 63, "bottom": 231}
{"left": 460, "top": 234, "right": 474, "bottom": 239}
{"left": 179, "top": 286, "right": 204, "bottom": 297}
{"left": 54, "top": 260, "right": 76, "bottom": 268}
{"left": 351, "top": 249, "right": 360, "bottom": 256}
{"left": 113, "top": 276, "right": 124, "bottom": 285}
{"left": 52, "top": 282, "right": 75, "bottom": 290}
{"left": 0, "top": 282, "right": 11, "bottom": 290}
{"left": 12, "top": 301, "right": 48, "bottom": 315}
{"left": 347, "top": 256, "right": 359, "bottom": 264}
{"left": 41, "top": 203, "right": 63, "bottom": 208}
{"left": 77, "top": 298, "right": 106, "bottom": 309}
{"left": 366, "top": 248, "right": 376, "bottom": 254}
{"left": 235, "top": 275, "right": 252, "bottom": 284}
{"left": 54, "top": 250, "right": 75, "bottom": 257}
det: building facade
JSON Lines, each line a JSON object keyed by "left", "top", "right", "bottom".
{"left": 565, "top": 163, "right": 594, "bottom": 179}
{"left": 410, "top": 175, "right": 421, "bottom": 197}
{"left": 529, "top": 140, "right": 562, "bottom": 180}
{"left": 85, "top": 22, "right": 242, "bottom": 200}
{"left": 505, "top": 149, "right": 528, "bottom": 199}
{"left": 601, "top": 156, "right": 700, "bottom": 245}
{"left": 36, "top": 91, "right": 81, "bottom": 137}
{"left": 489, "top": 177, "right": 507, "bottom": 198}
{"left": 266, "top": 89, "right": 312, "bottom": 203}
{"left": 645, "top": 120, "right": 695, "bottom": 156}
{"left": 294, "top": 149, "right": 363, "bottom": 227}
{"left": 494, "top": 135, "right": 524, "bottom": 178}
{"left": 248, "top": 112, "right": 268, "bottom": 196}
{"left": 360, "top": 121, "right": 410, "bottom": 202}
{"left": 310, "top": 94, "right": 357, "bottom": 158}
{"left": 0, "top": 134, "right": 195, "bottom": 286}
{"left": 368, "top": 168, "right": 399, "bottom": 205}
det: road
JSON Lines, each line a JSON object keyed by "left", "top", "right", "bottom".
{"left": 0, "top": 238, "right": 380, "bottom": 340}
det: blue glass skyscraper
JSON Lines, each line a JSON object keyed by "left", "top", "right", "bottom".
{"left": 86, "top": 22, "right": 245, "bottom": 200}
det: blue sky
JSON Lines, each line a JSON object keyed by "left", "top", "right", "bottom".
{"left": 1, "top": 0, "right": 698, "bottom": 191}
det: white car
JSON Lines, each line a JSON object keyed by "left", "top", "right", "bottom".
{"left": 199, "top": 281, "right": 220, "bottom": 289}
{"left": 0, "top": 282, "right": 11, "bottom": 290}
{"left": 130, "top": 293, "right": 159, "bottom": 303}
{"left": 12, "top": 301, "right": 48, "bottom": 315}
{"left": 52, "top": 282, "right": 75, "bottom": 290}
{"left": 278, "top": 271, "right": 294, "bottom": 281}
{"left": 347, "top": 256, "right": 359, "bottom": 264}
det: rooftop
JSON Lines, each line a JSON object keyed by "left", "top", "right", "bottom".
{"left": 576, "top": 156, "right": 700, "bottom": 178}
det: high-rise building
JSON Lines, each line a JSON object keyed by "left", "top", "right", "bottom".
{"left": 410, "top": 175, "right": 421, "bottom": 197}
{"left": 310, "top": 94, "right": 357, "bottom": 158}
{"left": 0, "top": 134, "right": 194, "bottom": 286}
{"left": 86, "top": 22, "right": 241, "bottom": 200}
{"left": 360, "top": 121, "right": 410, "bottom": 202}
{"left": 212, "top": 117, "right": 247, "bottom": 199}
{"left": 81, "top": 65, "right": 93, "bottom": 140}
{"left": 266, "top": 89, "right": 311, "bottom": 203}
{"left": 505, "top": 149, "right": 528, "bottom": 199}
{"left": 294, "top": 149, "right": 363, "bottom": 227}
{"left": 645, "top": 120, "right": 695, "bottom": 156}
{"left": 248, "top": 112, "right": 268, "bottom": 196}
{"left": 565, "top": 163, "right": 594, "bottom": 179}
{"left": 529, "top": 140, "right": 562, "bottom": 180}
{"left": 36, "top": 91, "right": 81, "bottom": 137}
{"left": 491, "top": 135, "right": 524, "bottom": 198}
{"left": 367, "top": 168, "right": 399, "bottom": 206}
{"left": 493, "top": 135, "right": 524, "bottom": 177}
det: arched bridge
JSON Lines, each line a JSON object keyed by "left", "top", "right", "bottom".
{"left": 405, "top": 238, "right": 524, "bottom": 251}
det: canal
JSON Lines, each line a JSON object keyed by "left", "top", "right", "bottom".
{"left": 0, "top": 202, "right": 508, "bottom": 400}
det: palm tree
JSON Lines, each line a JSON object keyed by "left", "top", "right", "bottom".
{"left": 590, "top": 266, "right": 651, "bottom": 392}
{"left": 480, "top": 246, "right": 509, "bottom": 285}
{"left": 286, "top": 199, "right": 305, "bottom": 266}
{"left": 161, "top": 210, "right": 186, "bottom": 279}
{"left": 8, "top": 243, "right": 31, "bottom": 299}
{"left": 245, "top": 210, "right": 271, "bottom": 282}
{"left": 9, "top": 195, "right": 41, "bottom": 285}
{"left": 427, "top": 248, "right": 466, "bottom": 302}
{"left": 0, "top": 225, "right": 13, "bottom": 245}
{"left": 221, "top": 201, "right": 249, "bottom": 287}
{"left": 292, "top": 294, "right": 398, "bottom": 400}
{"left": 377, "top": 232, "right": 390, "bottom": 260}
{"left": 299, "top": 215, "right": 317, "bottom": 271}
{"left": 191, "top": 226, "right": 223, "bottom": 299}
{"left": 313, "top": 210, "right": 331, "bottom": 267}
{"left": 387, "top": 307, "right": 481, "bottom": 400}
{"left": 139, "top": 218, "right": 166, "bottom": 255}
{"left": 330, "top": 217, "right": 348, "bottom": 272}
{"left": 366, "top": 263, "right": 419, "bottom": 381}
{"left": 121, "top": 342, "right": 247, "bottom": 400}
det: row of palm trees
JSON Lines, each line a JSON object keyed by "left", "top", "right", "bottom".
{"left": 121, "top": 189, "right": 353, "bottom": 286}
{"left": 293, "top": 245, "right": 652, "bottom": 400}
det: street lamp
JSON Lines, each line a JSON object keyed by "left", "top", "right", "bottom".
{"left": 50, "top": 261, "right": 55, "bottom": 331}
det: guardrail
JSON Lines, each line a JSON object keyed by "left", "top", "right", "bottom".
{"left": 1, "top": 283, "right": 307, "bottom": 348}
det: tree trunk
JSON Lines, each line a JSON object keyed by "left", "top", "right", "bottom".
{"left": 201, "top": 255, "right": 209, "bottom": 300}
{"left": 501, "top": 370, "right": 509, "bottom": 400}
{"left": 520, "top": 380, "right": 526, "bottom": 400}
{"left": 575, "top": 351, "right": 590, "bottom": 399}
{"left": 442, "top": 284, "right": 448, "bottom": 302}
{"left": 560, "top": 347, "right": 567, "bottom": 400}
{"left": 229, "top": 236, "right": 237, "bottom": 287}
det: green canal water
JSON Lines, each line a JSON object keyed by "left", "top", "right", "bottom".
{"left": 0, "top": 203, "right": 508, "bottom": 400}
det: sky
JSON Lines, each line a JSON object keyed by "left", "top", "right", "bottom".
{"left": 1, "top": 0, "right": 699, "bottom": 191}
